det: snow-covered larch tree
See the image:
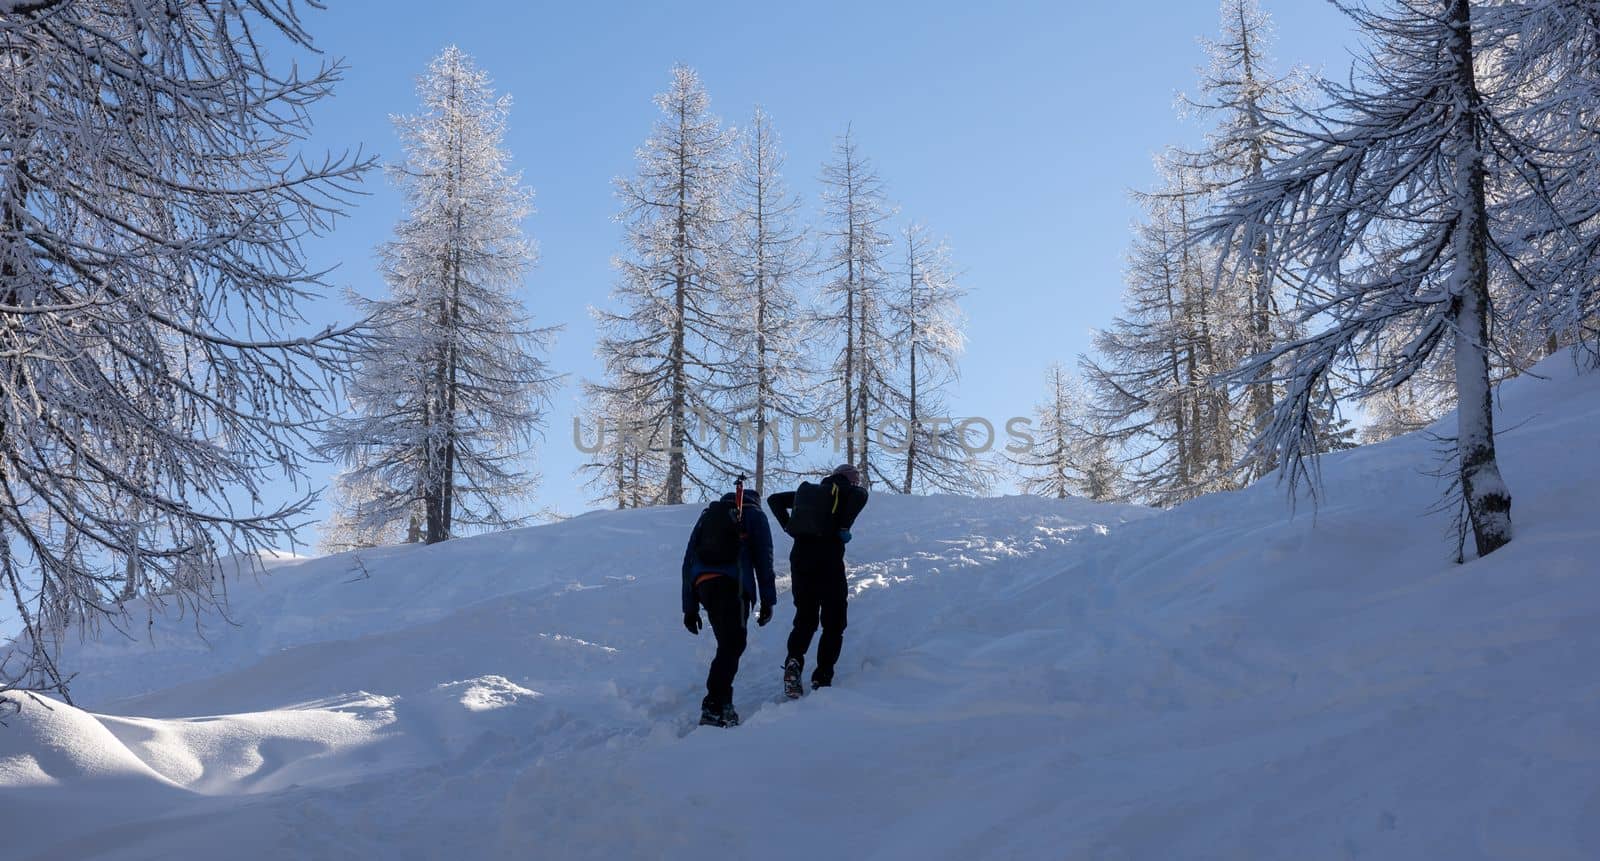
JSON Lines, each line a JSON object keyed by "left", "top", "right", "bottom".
{"left": 1204, "top": 0, "right": 1521, "bottom": 557}
{"left": 817, "top": 127, "right": 896, "bottom": 487}
{"left": 1487, "top": 0, "right": 1600, "bottom": 362}
{"left": 594, "top": 64, "right": 737, "bottom": 504}
{"left": 1012, "top": 365, "right": 1123, "bottom": 501}
{"left": 724, "top": 107, "right": 812, "bottom": 495}
{"left": 0, "top": 0, "right": 370, "bottom": 697}
{"left": 889, "top": 223, "right": 988, "bottom": 494}
{"left": 575, "top": 378, "right": 667, "bottom": 510}
{"left": 1360, "top": 364, "right": 1455, "bottom": 444}
{"left": 321, "top": 47, "right": 557, "bottom": 546}
{"left": 317, "top": 465, "right": 406, "bottom": 555}
{"left": 1083, "top": 160, "right": 1238, "bottom": 506}
{"left": 1178, "top": 0, "right": 1305, "bottom": 475}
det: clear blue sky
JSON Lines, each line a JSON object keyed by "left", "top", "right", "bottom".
{"left": 284, "top": 0, "right": 1358, "bottom": 541}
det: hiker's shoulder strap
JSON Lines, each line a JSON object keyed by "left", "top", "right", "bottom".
{"left": 836, "top": 484, "right": 868, "bottom": 530}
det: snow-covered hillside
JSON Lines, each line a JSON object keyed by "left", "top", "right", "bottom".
{"left": 3, "top": 356, "right": 1598, "bottom": 860}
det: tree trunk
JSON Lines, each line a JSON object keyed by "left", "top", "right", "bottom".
{"left": 903, "top": 253, "right": 918, "bottom": 495}
{"left": 424, "top": 327, "right": 450, "bottom": 543}
{"left": 665, "top": 96, "right": 690, "bottom": 505}
{"left": 424, "top": 487, "right": 446, "bottom": 544}
{"left": 1239, "top": 1, "right": 1277, "bottom": 476}
{"left": 441, "top": 220, "right": 462, "bottom": 540}
{"left": 1449, "top": 0, "right": 1512, "bottom": 558}
{"left": 421, "top": 365, "right": 445, "bottom": 543}
{"left": 754, "top": 138, "right": 769, "bottom": 497}
{"left": 406, "top": 506, "right": 422, "bottom": 543}
{"left": 1160, "top": 238, "right": 1191, "bottom": 486}
{"left": 843, "top": 166, "right": 857, "bottom": 470}
{"left": 1176, "top": 174, "right": 1227, "bottom": 486}
{"left": 857, "top": 284, "right": 871, "bottom": 485}
{"left": 426, "top": 73, "right": 462, "bottom": 545}
{"left": 1053, "top": 370, "right": 1068, "bottom": 499}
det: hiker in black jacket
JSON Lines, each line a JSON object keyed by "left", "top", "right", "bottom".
{"left": 767, "top": 463, "right": 869, "bottom": 697}
{"left": 682, "top": 486, "right": 776, "bottom": 728}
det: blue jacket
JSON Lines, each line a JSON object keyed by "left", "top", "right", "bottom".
{"left": 681, "top": 489, "right": 777, "bottom": 614}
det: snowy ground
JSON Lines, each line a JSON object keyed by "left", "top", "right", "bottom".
{"left": 3, "top": 355, "right": 1598, "bottom": 860}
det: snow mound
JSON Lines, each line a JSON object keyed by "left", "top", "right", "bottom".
{"left": 0, "top": 694, "right": 176, "bottom": 790}
{"left": 3, "top": 354, "right": 1597, "bottom": 860}
{"left": 1, "top": 691, "right": 401, "bottom": 796}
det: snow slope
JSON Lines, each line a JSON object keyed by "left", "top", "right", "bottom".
{"left": 3, "top": 355, "right": 1598, "bottom": 860}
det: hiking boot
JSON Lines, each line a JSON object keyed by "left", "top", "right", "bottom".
{"left": 811, "top": 671, "right": 832, "bottom": 691}
{"left": 783, "top": 656, "right": 805, "bottom": 700}
{"left": 699, "top": 696, "right": 739, "bottom": 728}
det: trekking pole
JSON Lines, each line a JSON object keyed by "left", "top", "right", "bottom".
{"left": 732, "top": 473, "right": 748, "bottom": 538}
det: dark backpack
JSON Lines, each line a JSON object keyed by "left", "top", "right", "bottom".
{"left": 694, "top": 499, "right": 743, "bottom": 566}
{"left": 787, "top": 480, "right": 837, "bottom": 538}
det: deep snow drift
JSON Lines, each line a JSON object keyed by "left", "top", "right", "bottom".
{"left": 3, "top": 355, "right": 1598, "bottom": 860}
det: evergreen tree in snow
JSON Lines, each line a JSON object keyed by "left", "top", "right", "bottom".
{"left": 1177, "top": 0, "right": 1305, "bottom": 476}
{"left": 817, "top": 127, "right": 896, "bottom": 487}
{"left": 1488, "top": 0, "right": 1600, "bottom": 362}
{"left": 1347, "top": 249, "right": 1461, "bottom": 442}
{"left": 328, "top": 288, "right": 434, "bottom": 544}
{"left": 1204, "top": 0, "right": 1522, "bottom": 557}
{"left": 317, "top": 465, "right": 406, "bottom": 555}
{"left": 1083, "top": 160, "right": 1239, "bottom": 507}
{"left": 724, "top": 108, "right": 812, "bottom": 496}
{"left": 321, "top": 47, "right": 557, "bottom": 546}
{"left": 1308, "top": 385, "right": 1362, "bottom": 454}
{"left": 1360, "top": 353, "right": 1455, "bottom": 444}
{"left": 575, "top": 379, "right": 666, "bottom": 510}
{"left": 888, "top": 223, "right": 991, "bottom": 494}
{"left": 1012, "top": 366, "right": 1123, "bottom": 501}
{"left": 0, "top": 1, "right": 370, "bottom": 697}
{"left": 594, "top": 64, "right": 737, "bottom": 505}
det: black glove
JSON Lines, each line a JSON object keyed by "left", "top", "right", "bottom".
{"left": 684, "top": 611, "right": 701, "bottom": 635}
{"left": 757, "top": 603, "right": 774, "bottom": 627}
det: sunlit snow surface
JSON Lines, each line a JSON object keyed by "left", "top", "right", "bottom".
{"left": 3, "top": 355, "right": 1598, "bottom": 859}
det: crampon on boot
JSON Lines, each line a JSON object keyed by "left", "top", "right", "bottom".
{"left": 783, "top": 656, "right": 804, "bottom": 700}
{"left": 699, "top": 696, "right": 739, "bottom": 728}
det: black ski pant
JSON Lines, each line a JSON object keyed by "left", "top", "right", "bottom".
{"left": 697, "top": 576, "right": 747, "bottom": 707}
{"left": 786, "top": 541, "right": 849, "bottom": 683}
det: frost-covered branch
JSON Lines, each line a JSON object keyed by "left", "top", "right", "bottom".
{"left": 0, "top": 0, "right": 373, "bottom": 698}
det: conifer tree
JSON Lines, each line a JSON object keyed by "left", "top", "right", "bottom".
{"left": 1489, "top": 0, "right": 1600, "bottom": 360}
{"left": 1205, "top": 0, "right": 1519, "bottom": 557}
{"left": 1013, "top": 366, "right": 1123, "bottom": 501}
{"left": 322, "top": 47, "right": 556, "bottom": 545}
{"left": 1360, "top": 355, "right": 1454, "bottom": 444}
{"left": 575, "top": 380, "right": 666, "bottom": 510}
{"left": 890, "top": 223, "right": 987, "bottom": 494}
{"left": 595, "top": 65, "right": 736, "bottom": 504}
{"left": 1083, "top": 160, "right": 1238, "bottom": 506}
{"left": 724, "top": 108, "right": 812, "bottom": 495}
{"left": 0, "top": 0, "right": 370, "bottom": 697}
{"left": 318, "top": 466, "right": 405, "bottom": 555}
{"left": 1178, "top": 0, "right": 1304, "bottom": 474}
{"left": 817, "top": 128, "right": 895, "bottom": 486}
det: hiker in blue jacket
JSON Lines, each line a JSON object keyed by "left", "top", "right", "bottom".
{"left": 681, "top": 485, "right": 776, "bottom": 727}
